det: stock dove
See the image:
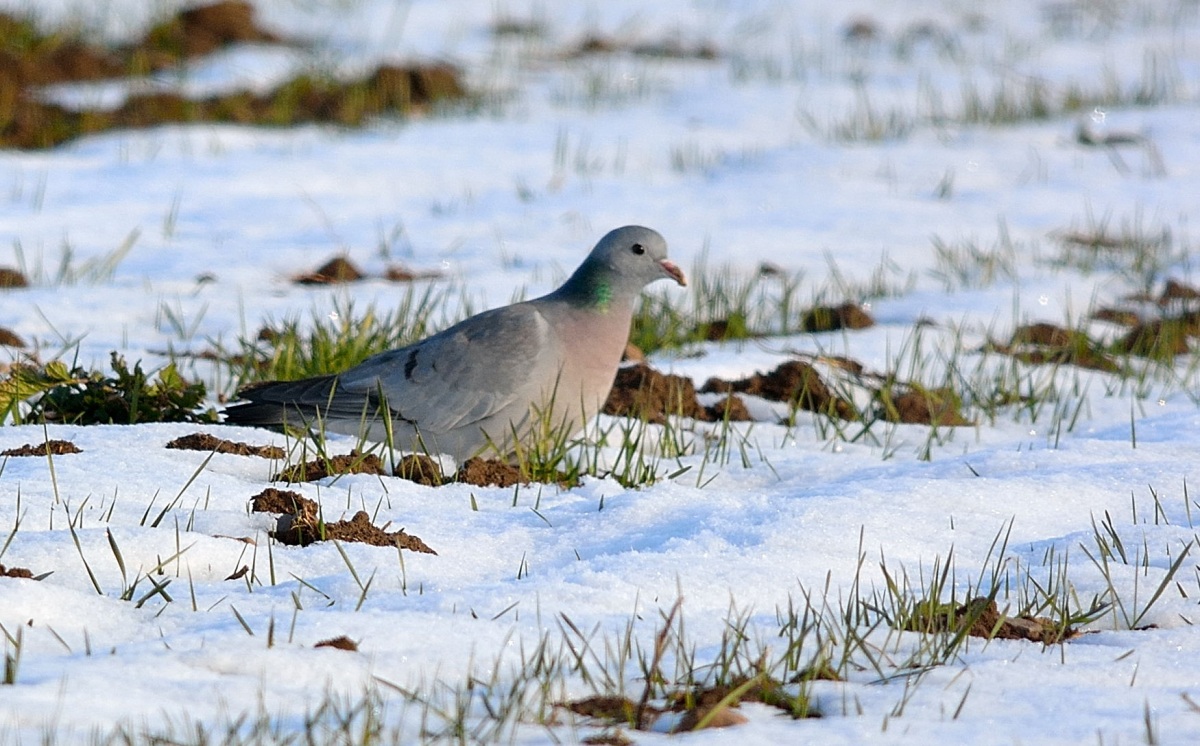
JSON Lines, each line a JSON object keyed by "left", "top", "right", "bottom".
{"left": 223, "top": 226, "right": 686, "bottom": 460}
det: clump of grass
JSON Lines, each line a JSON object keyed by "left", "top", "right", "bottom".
{"left": 1049, "top": 209, "right": 1183, "bottom": 292}
{"left": 0, "top": 353, "right": 216, "bottom": 425}
{"left": 928, "top": 221, "right": 1022, "bottom": 291}
{"left": 12, "top": 230, "right": 138, "bottom": 286}
{"left": 224, "top": 288, "right": 469, "bottom": 388}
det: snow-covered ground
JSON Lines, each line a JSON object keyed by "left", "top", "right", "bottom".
{"left": 2, "top": 0, "right": 1200, "bottom": 743}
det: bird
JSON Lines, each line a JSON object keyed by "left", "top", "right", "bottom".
{"left": 223, "top": 226, "right": 687, "bottom": 461}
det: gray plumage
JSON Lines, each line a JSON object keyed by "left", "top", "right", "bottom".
{"left": 223, "top": 226, "right": 686, "bottom": 461}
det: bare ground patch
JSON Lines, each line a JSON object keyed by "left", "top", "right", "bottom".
{"left": 249, "top": 487, "right": 435, "bottom": 553}
{"left": 1, "top": 439, "right": 81, "bottom": 456}
{"left": 166, "top": 432, "right": 284, "bottom": 458}
{"left": 0, "top": 1, "right": 468, "bottom": 149}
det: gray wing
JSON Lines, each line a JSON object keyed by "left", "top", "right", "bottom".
{"left": 336, "top": 302, "right": 560, "bottom": 435}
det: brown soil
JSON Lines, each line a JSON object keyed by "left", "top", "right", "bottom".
{"left": 565, "top": 696, "right": 638, "bottom": 722}
{"left": 394, "top": 454, "right": 445, "bottom": 486}
{"left": 249, "top": 487, "right": 436, "bottom": 553}
{"left": 0, "top": 564, "right": 34, "bottom": 579}
{"left": 293, "top": 256, "right": 365, "bottom": 285}
{"left": 314, "top": 635, "right": 359, "bottom": 651}
{"left": 988, "top": 323, "right": 1119, "bottom": 373}
{"left": 959, "top": 597, "right": 1076, "bottom": 644}
{"left": 454, "top": 457, "right": 527, "bottom": 488}
{"left": 565, "top": 35, "right": 718, "bottom": 60}
{"left": 1113, "top": 318, "right": 1195, "bottom": 359}
{"left": 1159, "top": 278, "right": 1200, "bottom": 304}
{"left": 166, "top": 432, "right": 285, "bottom": 458}
{"left": 0, "top": 327, "right": 24, "bottom": 347}
{"left": 705, "top": 395, "right": 752, "bottom": 422}
{"left": 0, "top": 3, "right": 468, "bottom": 150}
{"left": 603, "top": 363, "right": 709, "bottom": 424}
{"left": 250, "top": 487, "right": 316, "bottom": 515}
{"left": 799, "top": 302, "right": 875, "bottom": 332}
{"left": 1, "top": 439, "right": 81, "bottom": 456}
{"left": 141, "top": 0, "right": 280, "bottom": 62}
{"left": 878, "top": 386, "right": 972, "bottom": 426}
{"left": 0, "top": 268, "right": 29, "bottom": 288}
{"left": 581, "top": 732, "right": 633, "bottom": 746}
{"left": 564, "top": 675, "right": 814, "bottom": 734}
{"left": 621, "top": 342, "right": 644, "bottom": 363}
{"left": 701, "top": 360, "right": 857, "bottom": 420}
{"left": 273, "top": 450, "right": 387, "bottom": 482}
{"left": 1091, "top": 307, "right": 1141, "bottom": 326}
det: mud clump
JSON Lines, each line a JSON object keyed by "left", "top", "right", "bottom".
{"left": 701, "top": 360, "right": 856, "bottom": 420}
{"left": 564, "top": 35, "right": 719, "bottom": 60}
{"left": 272, "top": 450, "right": 387, "bottom": 482}
{"left": 0, "top": 564, "right": 34, "bottom": 579}
{"left": 705, "top": 395, "right": 752, "bottom": 422}
{"left": 0, "top": 268, "right": 29, "bottom": 288}
{"left": 799, "top": 302, "right": 874, "bottom": 332}
{"left": 166, "top": 432, "right": 285, "bottom": 459}
{"left": 961, "top": 597, "right": 1076, "bottom": 644}
{"left": 315, "top": 635, "right": 359, "bottom": 651}
{"left": 1159, "top": 278, "right": 1200, "bottom": 304}
{"left": 393, "top": 454, "right": 445, "bottom": 486}
{"left": 1113, "top": 318, "right": 1194, "bottom": 360}
{"left": 1091, "top": 307, "right": 1141, "bottom": 326}
{"left": 877, "top": 386, "right": 972, "bottom": 426}
{"left": 563, "top": 675, "right": 814, "bottom": 734}
{"left": 250, "top": 487, "right": 316, "bottom": 516}
{"left": 1, "top": 439, "right": 82, "bottom": 456}
{"left": 603, "top": 363, "right": 708, "bottom": 424}
{"left": 0, "top": 327, "right": 24, "bottom": 347}
{"left": 249, "top": 487, "right": 435, "bottom": 553}
{"left": 293, "top": 256, "right": 365, "bottom": 285}
{"left": 988, "top": 323, "right": 1119, "bottom": 373}
{"left": 141, "top": 0, "right": 280, "bottom": 62}
{"left": 0, "top": 2, "right": 469, "bottom": 150}
{"left": 454, "top": 458, "right": 526, "bottom": 488}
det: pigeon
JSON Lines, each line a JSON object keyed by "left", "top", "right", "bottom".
{"left": 223, "top": 226, "right": 686, "bottom": 461}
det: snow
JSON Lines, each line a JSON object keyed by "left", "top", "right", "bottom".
{"left": 2, "top": 0, "right": 1200, "bottom": 743}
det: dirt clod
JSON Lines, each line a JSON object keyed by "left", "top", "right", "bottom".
{"left": 0, "top": 327, "right": 24, "bottom": 347}
{"left": 581, "top": 731, "right": 633, "bottom": 746}
{"left": 704, "top": 395, "right": 753, "bottom": 422}
{"left": 799, "top": 302, "right": 874, "bottom": 332}
{"left": 1159, "top": 278, "right": 1200, "bottom": 304}
{"left": 1091, "top": 307, "right": 1141, "bottom": 326}
{"left": 454, "top": 457, "right": 525, "bottom": 488}
{"left": 960, "top": 597, "right": 1075, "bottom": 643}
{"left": 0, "top": 268, "right": 28, "bottom": 288}
{"left": 250, "top": 487, "right": 435, "bottom": 553}
{"left": 989, "top": 323, "right": 1119, "bottom": 373}
{"left": 0, "top": 564, "right": 34, "bottom": 579}
{"left": 1, "top": 439, "right": 82, "bottom": 457}
{"left": 293, "top": 256, "right": 364, "bottom": 285}
{"left": 166, "top": 432, "right": 285, "bottom": 459}
{"left": 878, "top": 386, "right": 972, "bottom": 426}
{"left": 701, "top": 361, "right": 856, "bottom": 420}
{"left": 315, "top": 635, "right": 359, "bottom": 651}
{"left": 603, "top": 363, "right": 708, "bottom": 424}
{"left": 273, "top": 451, "right": 387, "bottom": 482}
{"left": 394, "top": 454, "right": 444, "bottom": 486}
{"left": 145, "top": 0, "right": 280, "bottom": 61}
{"left": 250, "top": 487, "right": 317, "bottom": 516}
{"left": 1113, "top": 318, "right": 1193, "bottom": 360}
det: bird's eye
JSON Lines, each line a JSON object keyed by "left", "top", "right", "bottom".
{"left": 631, "top": 243, "right": 645, "bottom": 255}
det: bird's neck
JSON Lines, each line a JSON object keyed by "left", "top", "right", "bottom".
{"left": 553, "top": 260, "right": 626, "bottom": 313}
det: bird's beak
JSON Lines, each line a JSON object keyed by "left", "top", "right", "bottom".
{"left": 660, "top": 259, "right": 687, "bottom": 287}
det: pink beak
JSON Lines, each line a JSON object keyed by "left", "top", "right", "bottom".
{"left": 660, "top": 259, "right": 687, "bottom": 287}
